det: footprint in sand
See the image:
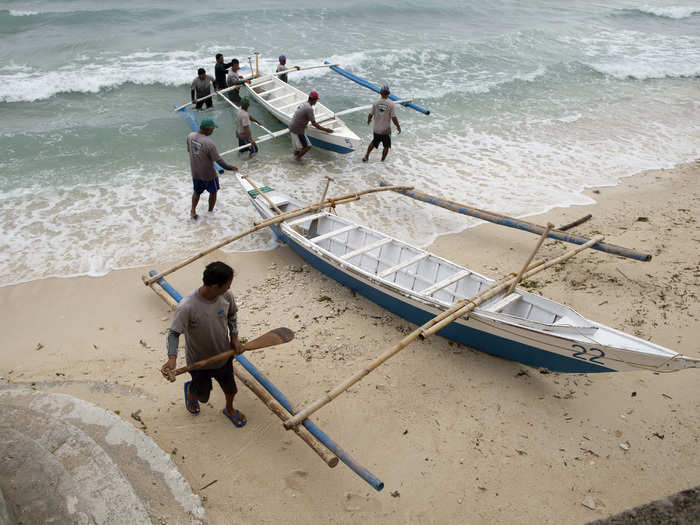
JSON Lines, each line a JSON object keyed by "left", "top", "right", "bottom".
{"left": 284, "top": 469, "right": 309, "bottom": 492}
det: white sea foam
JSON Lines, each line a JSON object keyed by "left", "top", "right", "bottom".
{"left": 633, "top": 5, "right": 699, "bottom": 19}
{"left": 7, "top": 9, "right": 40, "bottom": 16}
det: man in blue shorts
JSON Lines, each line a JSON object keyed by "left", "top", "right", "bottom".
{"left": 289, "top": 90, "right": 334, "bottom": 161}
{"left": 362, "top": 85, "right": 401, "bottom": 162}
{"left": 161, "top": 261, "right": 247, "bottom": 427}
{"left": 186, "top": 118, "right": 238, "bottom": 220}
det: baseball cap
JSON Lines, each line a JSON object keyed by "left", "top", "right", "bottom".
{"left": 279, "top": 55, "right": 286, "bottom": 62}
{"left": 380, "top": 84, "right": 390, "bottom": 95}
{"left": 309, "top": 90, "right": 319, "bottom": 99}
{"left": 240, "top": 97, "right": 250, "bottom": 109}
{"left": 200, "top": 118, "right": 218, "bottom": 129}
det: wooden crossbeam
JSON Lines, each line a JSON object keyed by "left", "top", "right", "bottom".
{"left": 340, "top": 238, "right": 392, "bottom": 260}
{"left": 378, "top": 253, "right": 429, "bottom": 278}
{"left": 483, "top": 293, "right": 521, "bottom": 313}
{"left": 420, "top": 269, "right": 471, "bottom": 296}
{"left": 310, "top": 225, "right": 357, "bottom": 244}
{"left": 285, "top": 212, "right": 327, "bottom": 227}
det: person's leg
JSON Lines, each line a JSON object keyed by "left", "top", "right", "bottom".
{"left": 195, "top": 100, "right": 204, "bottom": 110}
{"left": 380, "top": 135, "right": 391, "bottom": 161}
{"left": 362, "top": 143, "right": 374, "bottom": 162}
{"left": 191, "top": 193, "right": 200, "bottom": 218}
{"left": 214, "top": 359, "right": 246, "bottom": 426}
{"left": 208, "top": 191, "right": 217, "bottom": 212}
{"left": 381, "top": 147, "right": 390, "bottom": 161}
{"left": 205, "top": 98, "right": 213, "bottom": 109}
{"left": 295, "top": 145, "right": 312, "bottom": 160}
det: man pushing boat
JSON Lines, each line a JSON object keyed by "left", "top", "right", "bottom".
{"left": 186, "top": 118, "right": 237, "bottom": 220}
{"left": 226, "top": 59, "right": 250, "bottom": 104}
{"left": 190, "top": 68, "right": 216, "bottom": 110}
{"left": 290, "top": 90, "right": 334, "bottom": 161}
{"left": 161, "top": 261, "right": 247, "bottom": 427}
{"left": 362, "top": 85, "right": 401, "bottom": 162}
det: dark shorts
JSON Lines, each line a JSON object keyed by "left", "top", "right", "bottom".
{"left": 291, "top": 132, "right": 310, "bottom": 151}
{"left": 188, "top": 357, "right": 237, "bottom": 402}
{"left": 193, "top": 177, "right": 220, "bottom": 195}
{"left": 229, "top": 89, "right": 241, "bottom": 104}
{"left": 371, "top": 133, "right": 391, "bottom": 149}
{"left": 238, "top": 136, "right": 259, "bottom": 154}
{"left": 195, "top": 97, "right": 213, "bottom": 109}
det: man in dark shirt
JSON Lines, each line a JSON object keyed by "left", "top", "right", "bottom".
{"left": 214, "top": 53, "right": 233, "bottom": 90}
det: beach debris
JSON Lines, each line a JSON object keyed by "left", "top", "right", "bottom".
{"left": 199, "top": 479, "right": 218, "bottom": 491}
{"left": 516, "top": 369, "right": 529, "bottom": 377}
{"left": 515, "top": 449, "right": 527, "bottom": 456}
{"left": 582, "top": 495, "right": 597, "bottom": 510}
{"left": 288, "top": 265, "right": 303, "bottom": 273}
{"left": 161, "top": 316, "right": 169, "bottom": 321}
{"left": 268, "top": 263, "right": 277, "bottom": 270}
{"left": 390, "top": 490, "right": 400, "bottom": 498}
{"left": 135, "top": 319, "right": 142, "bottom": 323}
{"left": 317, "top": 295, "right": 332, "bottom": 302}
{"left": 139, "top": 339, "right": 152, "bottom": 350}
{"left": 652, "top": 432, "right": 665, "bottom": 440}
{"left": 636, "top": 217, "right": 649, "bottom": 222}
{"left": 662, "top": 393, "right": 673, "bottom": 400}
{"left": 631, "top": 391, "right": 637, "bottom": 397}
{"left": 131, "top": 409, "right": 146, "bottom": 429}
{"left": 55, "top": 372, "right": 65, "bottom": 376}
{"left": 402, "top": 429, "right": 408, "bottom": 435}
{"left": 375, "top": 383, "right": 386, "bottom": 390}
{"left": 538, "top": 368, "right": 551, "bottom": 374}
{"left": 35, "top": 342, "right": 44, "bottom": 351}
{"left": 619, "top": 441, "right": 631, "bottom": 451}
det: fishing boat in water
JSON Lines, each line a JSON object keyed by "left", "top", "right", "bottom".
{"left": 244, "top": 73, "right": 362, "bottom": 154}
{"left": 236, "top": 174, "right": 699, "bottom": 374}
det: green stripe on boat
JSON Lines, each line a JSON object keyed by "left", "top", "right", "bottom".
{"left": 248, "top": 187, "right": 274, "bottom": 197}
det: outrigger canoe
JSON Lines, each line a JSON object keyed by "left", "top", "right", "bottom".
{"left": 237, "top": 175, "right": 699, "bottom": 374}
{"left": 244, "top": 74, "right": 362, "bottom": 154}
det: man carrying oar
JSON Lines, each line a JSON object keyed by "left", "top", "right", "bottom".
{"left": 187, "top": 118, "right": 238, "bottom": 220}
{"left": 161, "top": 262, "right": 247, "bottom": 427}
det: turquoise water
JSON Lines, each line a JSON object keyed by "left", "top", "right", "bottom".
{"left": 1, "top": 0, "right": 698, "bottom": 285}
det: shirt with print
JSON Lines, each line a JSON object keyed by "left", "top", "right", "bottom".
{"left": 187, "top": 132, "right": 222, "bottom": 181}
{"left": 191, "top": 75, "right": 215, "bottom": 98}
{"left": 371, "top": 98, "right": 396, "bottom": 135}
{"left": 235, "top": 109, "right": 251, "bottom": 139}
{"left": 170, "top": 289, "right": 238, "bottom": 368}
{"left": 289, "top": 102, "right": 316, "bottom": 135}
{"left": 276, "top": 63, "right": 288, "bottom": 83}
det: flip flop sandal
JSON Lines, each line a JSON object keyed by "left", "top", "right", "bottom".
{"left": 222, "top": 408, "right": 247, "bottom": 428}
{"left": 184, "top": 381, "right": 200, "bottom": 414}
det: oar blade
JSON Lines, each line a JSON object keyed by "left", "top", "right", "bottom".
{"left": 243, "top": 327, "right": 295, "bottom": 351}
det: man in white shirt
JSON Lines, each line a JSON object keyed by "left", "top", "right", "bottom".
{"left": 362, "top": 85, "right": 401, "bottom": 162}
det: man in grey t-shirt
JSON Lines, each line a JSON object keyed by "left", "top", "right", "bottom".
{"left": 226, "top": 59, "right": 249, "bottom": 104}
{"left": 191, "top": 68, "right": 216, "bottom": 110}
{"left": 186, "top": 118, "right": 238, "bottom": 219}
{"left": 362, "top": 85, "right": 401, "bottom": 162}
{"left": 289, "top": 90, "right": 334, "bottom": 161}
{"left": 236, "top": 97, "right": 263, "bottom": 158}
{"left": 161, "top": 261, "right": 247, "bottom": 427}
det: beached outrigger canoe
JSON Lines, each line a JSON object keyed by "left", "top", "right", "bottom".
{"left": 244, "top": 73, "right": 362, "bottom": 154}
{"left": 236, "top": 174, "right": 699, "bottom": 374}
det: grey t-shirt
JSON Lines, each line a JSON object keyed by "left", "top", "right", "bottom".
{"left": 289, "top": 102, "right": 316, "bottom": 134}
{"left": 170, "top": 289, "right": 238, "bottom": 368}
{"left": 227, "top": 70, "right": 243, "bottom": 90}
{"left": 191, "top": 75, "right": 214, "bottom": 98}
{"left": 186, "top": 131, "right": 221, "bottom": 181}
{"left": 371, "top": 98, "right": 396, "bottom": 135}
{"left": 276, "top": 63, "right": 288, "bottom": 83}
{"left": 236, "top": 109, "right": 251, "bottom": 138}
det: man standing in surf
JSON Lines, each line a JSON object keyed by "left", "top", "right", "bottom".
{"left": 186, "top": 118, "right": 237, "bottom": 220}
{"left": 289, "top": 90, "right": 334, "bottom": 161}
{"left": 161, "top": 261, "right": 247, "bottom": 428}
{"left": 362, "top": 85, "right": 401, "bottom": 162}
{"left": 190, "top": 68, "right": 216, "bottom": 110}
{"left": 214, "top": 53, "right": 233, "bottom": 91}
{"left": 226, "top": 59, "right": 249, "bottom": 105}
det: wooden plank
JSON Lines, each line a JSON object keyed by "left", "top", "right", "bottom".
{"left": 482, "top": 293, "right": 521, "bottom": 313}
{"left": 284, "top": 212, "right": 327, "bottom": 227}
{"left": 278, "top": 100, "right": 305, "bottom": 111}
{"left": 260, "top": 86, "right": 286, "bottom": 97}
{"left": 420, "top": 269, "right": 470, "bottom": 296}
{"left": 378, "top": 253, "right": 429, "bottom": 278}
{"left": 310, "top": 224, "right": 356, "bottom": 243}
{"left": 267, "top": 92, "right": 296, "bottom": 104}
{"left": 340, "top": 237, "right": 393, "bottom": 260}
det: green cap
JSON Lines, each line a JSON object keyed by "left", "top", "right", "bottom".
{"left": 200, "top": 118, "right": 217, "bottom": 129}
{"left": 240, "top": 97, "right": 250, "bottom": 109}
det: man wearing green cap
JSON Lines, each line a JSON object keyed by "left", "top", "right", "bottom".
{"left": 186, "top": 118, "right": 238, "bottom": 220}
{"left": 236, "top": 97, "right": 262, "bottom": 159}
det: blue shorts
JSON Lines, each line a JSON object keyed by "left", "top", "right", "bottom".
{"left": 238, "top": 137, "right": 259, "bottom": 154}
{"left": 193, "top": 177, "right": 220, "bottom": 195}
{"left": 291, "top": 132, "right": 310, "bottom": 151}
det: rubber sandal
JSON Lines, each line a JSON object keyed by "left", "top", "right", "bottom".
{"left": 184, "top": 381, "right": 200, "bottom": 414}
{"left": 222, "top": 408, "right": 246, "bottom": 428}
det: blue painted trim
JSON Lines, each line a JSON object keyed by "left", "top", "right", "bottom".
{"left": 174, "top": 104, "right": 224, "bottom": 174}
{"left": 148, "top": 269, "right": 384, "bottom": 491}
{"left": 325, "top": 62, "right": 430, "bottom": 115}
{"left": 307, "top": 135, "right": 354, "bottom": 154}
{"left": 273, "top": 238, "right": 615, "bottom": 373}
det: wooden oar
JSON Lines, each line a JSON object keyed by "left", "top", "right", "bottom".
{"left": 163, "top": 327, "right": 294, "bottom": 381}
{"left": 283, "top": 235, "right": 605, "bottom": 429}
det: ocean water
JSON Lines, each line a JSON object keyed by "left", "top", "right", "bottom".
{"left": 1, "top": 0, "right": 698, "bottom": 286}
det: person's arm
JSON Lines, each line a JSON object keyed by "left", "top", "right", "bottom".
{"left": 392, "top": 116, "right": 401, "bottom": 134}
{"left": 216, "top": 157, "right": 238, "bottom": 171}
{"left": 367, "top": 112, "right": 373, "bottom": 125}
{"left": 249, "top": 115, "right": 263, "bottom": 127}
{"left": 191, "top": 81, "right": 196, "bottom": 103}
{"left": 244, "top": 125, "right": 255, "bottom": 147}
{"left": 227, "top": 297, "right": 243, "bottom": 353}
{"left": 311, "top": 115, "right": 334, "bottom": 133}
{"left": 161, "top": 329, "right": 181, "bottom": 381}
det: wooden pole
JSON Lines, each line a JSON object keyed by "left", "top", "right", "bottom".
{"left": 507, "top": 222, "right": 554, "bottom": 295}
{"left": 283, "top": 235, "right": 604, "bottom": 429}
{"left": 242, "top": 175, "right": 282, "bottom": 215}
{"left": 558, "top": 214, "right": 592, "bottom": 232}
{"left": 142, "top": 185, "right": 413, "bottom": 286}
{"left": 386, "top": 185, "right": 652, "bottom": 262}
{"left": 319, "top": 176, "right": 334, "bottom": 204}
{"left": 233, "top": 366, "right": 339, "bottom": 468}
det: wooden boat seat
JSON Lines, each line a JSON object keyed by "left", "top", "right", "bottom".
{"left": 420, "top": 269, "right": 471, "bottom": 296}
{"left": 285, "top": 212, "right": 327, "bottom": 227}
{"left": 341, "top": 238, "right": 393, "bottom": 260}
{"left": 482, "top": 293, "right": 521, "bottom": 313}
{"left": 261, "top": 86, "right": 286, "bottom": 98}
{"left": 278, "top": 100, "right": 304, "bottom": 111}
{"left": 267, "top": 92, "right": 296, "bottom": 104}
{"left": 378, "top": 253, "right": 429, "bottom": 278}
{"left": 311, "top": 225, "right": 356, "bottom": 243}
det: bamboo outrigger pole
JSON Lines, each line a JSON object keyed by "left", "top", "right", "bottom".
{"left": 142, "top": 185, "right": 413, "bottom": 287}
{"left": 384, "top": 185, "right": 652, "bottom": 262}
{"left": 283, "top": 235, "right": 605, "bottom": 429}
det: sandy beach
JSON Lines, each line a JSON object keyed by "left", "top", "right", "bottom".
{"left": 1, "top": 161, "right": 698, "bottom": 524}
